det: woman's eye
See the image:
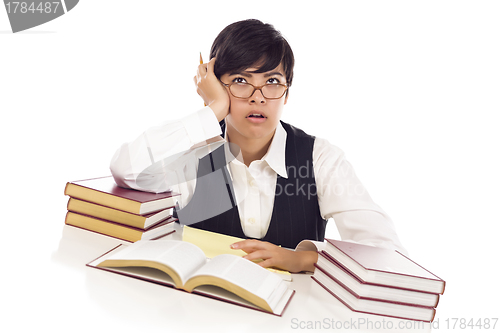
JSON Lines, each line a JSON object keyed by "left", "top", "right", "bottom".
{"left": 267, "top": 78, "right": 281, "bottom": 85}
{"left": 233, "top": 77, "right": 247, "bottom": 84}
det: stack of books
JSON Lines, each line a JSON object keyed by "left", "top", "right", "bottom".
{"left": 312, "top": 239, "right": 445, "bottom": 322}
{"left": 64, "top": 176, "right": 180, "bottom": 242}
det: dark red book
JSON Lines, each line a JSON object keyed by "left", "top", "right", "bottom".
{"left": 312, "top": 269, "right": 436, "bottom": 322}
{"left": 324, "top": 239, "right": 445, "bottom": 294}
{"left": 67, "top": 197, "right": 173, "bottom": 230}
{"left": 65, "top": 212, "right": 176, "bottom": 243}
{"left": 86, "top": 240, "right": 295, "bottom": 316}
{"left": 64, "top": 176, "right": 180, "bottom": 215}
{"left": 316, "top": 251, "right": 440, "bottom": 308}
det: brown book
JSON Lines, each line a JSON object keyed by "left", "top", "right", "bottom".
{"left": 324, "top": 239, "right": 445, "bottom": 294}
{"left": 316, "top": 251, "right": 440, "bottom": 308}
{"left": 67, "top": 197, "right": 173, "bottom": 229}
{"left": 87, "top": 240, "right": 295, "bottom": 316}
{"left": 312, "top": 268, "right": 436, "bottom": 322}
{"left": 65, "top": 211, "right": 176, "bottom": 243}
{"left": 64, "top": 176, "right": 180, "bottom": 215}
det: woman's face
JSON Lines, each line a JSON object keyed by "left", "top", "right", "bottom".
{"left": 220, "top": 63, "right": 288, "bottom": 144}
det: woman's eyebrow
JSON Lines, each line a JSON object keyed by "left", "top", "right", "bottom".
{"left": 228, "top": 71, "right": 284, "bottom": 78}
{"left": 228, "top": 71, "right": 252, "bottom": 77}
{"left": 263, "top": 72, "right": 285, "bottom": 78}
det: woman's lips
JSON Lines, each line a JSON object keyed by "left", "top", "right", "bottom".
{"left": 246, "top": 112, "right": 267, "bottom": 123}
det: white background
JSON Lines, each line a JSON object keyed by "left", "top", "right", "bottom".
{"left": 1, "top": 1, "right": 499, "bottom": 332}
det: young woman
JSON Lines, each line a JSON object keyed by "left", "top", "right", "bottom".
{"left": 110, "top": 19, "right": 406, "bottom": 273}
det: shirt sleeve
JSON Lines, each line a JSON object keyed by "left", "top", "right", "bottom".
{"left": 312, "top": 138, "right": 407, "bottom": 255}
{"left": 110, "top": 107, "right": 222, "bottom": 194}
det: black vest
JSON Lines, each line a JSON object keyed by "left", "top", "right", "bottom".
{"left": 175, "top": 120, "right": 327, "bottom": 249}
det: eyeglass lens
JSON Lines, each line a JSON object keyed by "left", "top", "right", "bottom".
{"left": 230, "top": 83, "right": 286, "bottom": 99}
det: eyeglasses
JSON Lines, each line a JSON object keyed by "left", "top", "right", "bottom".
{"left": 221, "top": 81, "right": 288, "bottom": 99}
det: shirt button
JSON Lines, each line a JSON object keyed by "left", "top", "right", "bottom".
{"left": 248, "top": 218, "right": 255, "bottom": 224}
{"left": 249, "top": 179, "right": 256, "bottom": 187}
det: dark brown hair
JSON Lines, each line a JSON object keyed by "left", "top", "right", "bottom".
{"left": 209, "top": 19, "right": 295, "bottom": 88}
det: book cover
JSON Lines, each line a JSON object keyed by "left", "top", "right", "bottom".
{"left": 65, "top": 211, "right": 176, "bottom": 243}
{"left": 324, "top": 239, "right": 445, "bottom": 294}
{"left": 67, "top": 197, "right": 173, "bottom": 229}
{"left": 64, "top": 176, "right": 180, "bottom": 215}
{"left": 315, "top": 253, "right": 440, "bottom": 308}
{"left": 312, "top": 270, "right": 436, "bottom": 322}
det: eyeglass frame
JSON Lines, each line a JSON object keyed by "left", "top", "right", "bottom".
{"left": 220, "top": 81, "right": 289, "bottom": 100}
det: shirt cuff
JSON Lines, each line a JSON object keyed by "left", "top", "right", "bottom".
{"left": 181, "top": 106, "right": 222, "bottom": 144}
{"left": 295, "top": 240, "right": 326, "bottom": 252}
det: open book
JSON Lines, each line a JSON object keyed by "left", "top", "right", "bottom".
{"left": 87, "top": 239, "right": 295, "bottom": 315}
{"left": 182, "top": 226, "right": 292, "bottom": 281}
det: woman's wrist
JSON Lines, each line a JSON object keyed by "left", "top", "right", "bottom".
{"left": 294, "top": 250, "right": 318, "bottom": 273}
{"left": 209, "top": 100, "right": 229, "bottom": 122}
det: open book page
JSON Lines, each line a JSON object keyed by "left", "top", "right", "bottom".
{"left": 183, "top": 225, "right": 247, "bottom": 258}
{"left": 192, "top": 284, "right": 294, "bottom": 316}
{"left": 88, "top": 242, "right": 295, "bottom": 315}
{"left": 188, "top": 254, "right": 288, "bottom": 311}
{"left": 183, "top": 226, "right": 292, "bottom": 281}
{"left": 100, "top": 240, "right": 207, "bottom": 286}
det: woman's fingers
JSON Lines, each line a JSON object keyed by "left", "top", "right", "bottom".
{"left": 230, "top": 239, "right": 318, "bottom": 273}
{"left": 231, "top": 239, "right": 272, "bottom": 253}
{"left": 193, "top": 57, "right": 229, "bottom": 120}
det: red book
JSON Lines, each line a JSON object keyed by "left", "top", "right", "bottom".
{"left": 67, "top": 198, "right": 173, "bottom": 230}
{"left": 312, "top": 268, "right": 436, "bottom": 322}
{"left": 316, "top": 251, "right": 440, "bottom": 308}
{"left": 324, "top": 239, "right": 445, "bottom": 294}
{"left": 64, "top": 176, "right": 180, "bottom": 215}
{"left": 86, "top": 240, "right": 295, "bottom": 316}
{"left": 65, "top": 211, "right": 176, "bottom": 243}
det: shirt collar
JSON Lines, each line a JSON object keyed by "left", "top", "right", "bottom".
{"left": 261, "top": 122, "right": 288, "bottom": 178}
{"left": 223, "top": 121, "right": 288, "bottom": 179}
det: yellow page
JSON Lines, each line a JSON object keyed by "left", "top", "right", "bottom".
{"left": 182, "top": 226, "right": 291, "bottom": 280}
{"left": 183, "top": 225, "right": 247, "bottom": 258}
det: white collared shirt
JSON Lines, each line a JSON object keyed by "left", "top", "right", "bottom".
{"left": 226, "top": 122, "right": 288, "bottom": 239}
{"left": 110, "top": 107, "right": 407, "bottom": 254}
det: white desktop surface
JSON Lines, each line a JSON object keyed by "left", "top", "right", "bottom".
{"left": 5, "top": 192, "right": 497, "bottom": 333}
{"left": 43, "top": 223, "right": 433, "bottom": 333}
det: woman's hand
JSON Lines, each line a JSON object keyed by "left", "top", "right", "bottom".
{"left": 194, "top": 57, "right": 230, "bottom": 122}
{"left": 230, "top": 239, "right": 318, "bottom": 273}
